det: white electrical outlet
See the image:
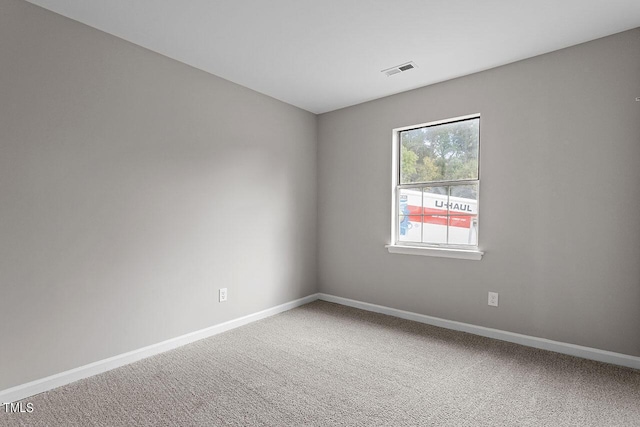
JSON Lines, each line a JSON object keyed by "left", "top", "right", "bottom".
{"left": 219, "top": 288, "right": 227, "bottom": 302}
{"left": 488, "top": 291, "right": 499, "bottom": 307}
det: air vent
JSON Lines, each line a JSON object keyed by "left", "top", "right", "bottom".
{"left": 382, "top": 61, "right": 418, "bottom": 77}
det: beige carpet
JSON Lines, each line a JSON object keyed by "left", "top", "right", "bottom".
{"left": 1, "top": 300, "right": 639, "bottom": 426}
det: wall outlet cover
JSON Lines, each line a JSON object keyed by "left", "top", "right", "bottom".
{"left": 488, "top": 291, "right": 499, "bottom": 307}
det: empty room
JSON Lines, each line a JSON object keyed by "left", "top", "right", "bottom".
{"left": 1, "top": 0, "right": 640, "bottom": 425}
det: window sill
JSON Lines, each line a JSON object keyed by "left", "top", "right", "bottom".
{"left": 386, "top": 244, "right": 484, "bottom": 261}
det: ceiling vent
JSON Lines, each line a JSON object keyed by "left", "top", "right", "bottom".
{"left": 382, "top": 61, "right": 418, "bottom": 77}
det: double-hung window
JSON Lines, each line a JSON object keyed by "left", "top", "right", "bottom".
{"left": 388, "top": 114, "right": 483, "bottom": 260}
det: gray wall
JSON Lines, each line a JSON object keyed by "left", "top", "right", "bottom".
{"left": 0, "top": 0, "right": 317, "bottom": 390}
{"left": 318, "top": 29, "right": 640, "bottom": 357}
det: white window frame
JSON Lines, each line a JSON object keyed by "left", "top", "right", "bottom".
{"left": 386, "top": 114, "right": 484, "bottom": 261}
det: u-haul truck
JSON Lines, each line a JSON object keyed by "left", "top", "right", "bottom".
{"left": 399, "top": 188, "right": 478, "bottom": 246}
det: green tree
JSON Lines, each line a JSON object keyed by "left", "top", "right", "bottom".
{"left": 400, "top": 145, "right": 419, "bottom": 183}
{"left": 417, "top": 155, "right": 442, "bottom": 182}
{"left": 400, "top": 119, "right": 478, "bottom": 184}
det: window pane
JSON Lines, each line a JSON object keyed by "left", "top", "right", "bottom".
{"left": 400, "top": 117, "right": 479, "bottom": 184}
{"left": 398, "top": 188, "right": 422, "bottom": 242}
{"left": 447, "top": 184, "right": 478, "bottom": 246}
{"left": 421, "top": 186, "right": 448, "bottom": 244}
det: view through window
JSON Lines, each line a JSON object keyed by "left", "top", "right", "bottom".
{"left": 396, "top": 115, "right": 480, "bottom": 248}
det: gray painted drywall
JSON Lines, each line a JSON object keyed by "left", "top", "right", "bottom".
{"left": 318, "top": 29, "right": 640, "bottom": 357}
{"left": 0, "top": 0, "right": 316, "bottom": 390}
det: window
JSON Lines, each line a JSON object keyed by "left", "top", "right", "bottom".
{"left": 388, "top": 114, "right": 482, "bottom": 260}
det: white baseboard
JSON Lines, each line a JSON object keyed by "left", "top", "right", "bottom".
{"left": 3, "top": 291, "right": 638, "bottom": 403}
{"left": 0, "top": 293, "right": 320, "bottom": 403}
{"left": 318, "top": 293, "right": 640, "bottom": 371}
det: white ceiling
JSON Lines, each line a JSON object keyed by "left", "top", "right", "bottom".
{"left": 24, "top": 0, "right": 640, "bottom": 114}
